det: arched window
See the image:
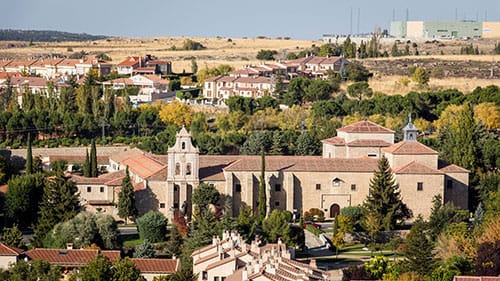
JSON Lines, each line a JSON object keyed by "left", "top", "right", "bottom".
{"left": 186, "top": 163, "right": 192, "bottom": 175}
{"left": 175, "top": 163, "right": 180, "bottom": 175}
{"left": 181, "top": 142, "right": 186, "bottom": 150}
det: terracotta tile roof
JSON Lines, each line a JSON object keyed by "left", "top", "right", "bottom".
{"left": 102, "top": 77, "right": 133, "bottom": 85}
{"left": 57, "top": 59, "right": 80, "bottom": 68}
{"left": 0, "top": 60, "right": 13, "bottom": 68}
{"left": 142, "top": 74, "right": 168, "bottom": 83}
{"left": 337, "top": 120, "right": 395, "bottom": 133}
{"left": 0, "top": 71, "right": 21, "bottom": 79}
{"left": 25, "top": 248, "right": 120, "bottom": 267}
{"left": 133, "top": 181, "right": 145, "bottom": 191}
{"left": 305, "top": 57, "right": 326, "bottom": 64}
{"left": 384, "top": 141, "right": 438, "bottom": 155}
{"left": 72, "top": 169, "right": 126, "bottom": 185}
{"left": 230, "top": 69, "right": 260, "bottom": 76}
{"left": 235, "top": 76, "right": 271, "bottom": 84}
{"left": 109, "top": 148, "right": 144, "bottom": 163}
{"left": 321, "top": 137, "right": 345, "bottom": 145}
{"left": 147, "top": 166, "right": 168, "bottom": 181}
{"left": 31, "top": 58, "right": 65, "bottom": 67}
{"left": 199, "top": 155, "right": 242, "bottom": 181}
{"left": 117, "top": 56, "right": 141, "bottom": 67}
{"left": 218, "top": 76, "right": 237, "bottom": 82}
{"left": 438, "top": 160, "right": 469, "bottom": 173}
{"left": 0, "top": 243, "right": 24, "bottom": 255}
{"left": 145, "top": 60, "right": 171, "bottom": 65}
{"left": 319, "top": 57, "right": 341, "bottom": 64}
{"left": 204, "top": 75, "right": 223, "bottom": 82}
{"left": 122, "top": 154, "right": 167, "bottom": 179}
{"left": 133, "top": 67, "right": 156, "bottom": 73}
{"left": 205, "top": 254, "right": 244, "bottom": 271}
{"left": 9, "top": 76, "right": 48, "bottom": 87}
{"left": 6, "top": 60, "right": 38, "bottom": 68}
{"left": 346, "top": 139, "right": 392, "bottom": 147}
{"left": 392, "top": 161, "right": 443, "bottom": 174}
{"left": 49, "top": 155, "right": 109, "bottom": 165}
{"left": 224, "top": 156, "right": 378, "bottom": 173}
{"left": 131, "top": 258, "right": 179, "bottom": 273}
{"left": 88, "top": 200, "right": 113, "bottom": 205}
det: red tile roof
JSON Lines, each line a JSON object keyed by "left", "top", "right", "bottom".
{"left": 122, "top": 154, "right": 166, "bottom": 179}
{"left": 72, "top": 169, "right": 126, "bottom": 185}
{"left": 393, "top": 161, "right": 443, "bottom": 174}
{"left": 337, "top": 120, "right": 395, "bottom": 133}
{"left": 321, "top": 136, "right": 345, "bottom": 145}
{"left": 0, "top": 60, "right": 13, "bottom": 68}
{"left": 384, "top": 141, "right": 438, "bottom": 155}
{"left": 0, "top": 71, "right": 21, "bottom": 79}
{"left": 438, "top": 160, "right": 469, "bottom": 173}
{"left": 346, "top": 139, "right": 392, "bottom": 147}
{"left": 109, "top": 148, "right": 144, "bottom": 163}
{"left": 224, "top": 156, "right": 378, "bottom": 173}
{"left": 118, "top": 57, "right": 141, "bottom": 67}
{"left": 200, "top": 155, "right": 242, "bottom": 181}
{"left": 9, "top": 76, "right": 48, "bottom": 87}
{"left": 319, "top": 57, "right": 342, "bottom": 64}
{"left": 25, "top": 248, "right": 120, "bottom": 267}
{"left": 0, "top": 243, "right": 24, "bottom": 255}
{"left": 57, "top": 59, "right": 80, "bottom": 68}
{"left": 31, "top": 58, "right": 65, "bottom": 68}
{"left": 6, "top": 60, "right": 38, "bottom": 68}
{"left": 131, "top": 258, "right": 179, "bottom": 274}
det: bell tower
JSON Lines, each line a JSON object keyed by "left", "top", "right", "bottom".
{"left": 403, "top": 113, "right": 418, "bottom": 142}
{"left": 166, "top": 127, "right": 199, "bottom": 219}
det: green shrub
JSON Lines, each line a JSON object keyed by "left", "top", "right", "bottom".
{"left": 136, "top": 211, "right": 168, "bottom": 243}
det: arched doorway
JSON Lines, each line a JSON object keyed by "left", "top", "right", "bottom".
{"left": 330, "top": 204, "right": 340, "bottom": 218}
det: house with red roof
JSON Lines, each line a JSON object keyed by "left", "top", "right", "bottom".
{"left": 0, "top": 243, "right": 24, "bottom": 270}
{"left": 117, "top": 56, "right": 143, "bottom": 75}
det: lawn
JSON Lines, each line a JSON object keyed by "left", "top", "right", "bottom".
{"left": 119, "top": 233, "right": 143, "bottom": 247}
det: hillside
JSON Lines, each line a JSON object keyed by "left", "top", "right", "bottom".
{"left": 0, "top": 29, "right": 108, "bottom": 42}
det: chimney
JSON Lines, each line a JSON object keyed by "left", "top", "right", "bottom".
{"left": 242, "top": 268, "right": 248, "bottom": 281}
{"left": 66, "top": 243, "right": 73, "bottom": 249}
{"left": 212, "top": 235, "right": 218, "bottom": 245}
{"left": 309, "top": 259, "right": 317, "bottom": 269}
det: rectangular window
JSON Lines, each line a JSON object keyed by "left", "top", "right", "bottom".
{"left": 351, "top": 184, "right": 356, "bottom": 191}
{"left": 160, "top": 203, "right": 165, "bottom": 209}
{"left": 100, "top": 186, "right": 104, "bottom": 193}
{"left": 214, "top": 277, "right": 219, "bottom": 281}
{"left": 316, "top": 184, "right": 321, "bottom": 190}
{"left": 87, "top": 186, "right": 91, "bottom": 192}
{"left": 446, "top": 179, "right": 453, "bottom": 189}
{"left": 367, "top": 153, "right": 377, "bottom": 158}
{"left": 417, "top": 182, "right": 423, "bottom": 191}
{"left": 275, "top": 184, "right": 281, "bottom": 192}
{"left": 235, "top": 184, "right": 241, "bottom": 192}
{"left": 202, "top": 271, "right": 208, "bottom": 280}
{"left": 275, "top": 201, "right": 280, "bottom": 206}
{"left": 173, "top": 203, "right": 179, "bottom": 209}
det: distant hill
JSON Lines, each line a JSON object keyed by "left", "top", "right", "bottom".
{"left": 0, "top": 29, "right": 109, "bottom": 42}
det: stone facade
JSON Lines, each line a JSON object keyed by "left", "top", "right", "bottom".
{"left": 69, "top": 119, "right": 469, "bottom": 222}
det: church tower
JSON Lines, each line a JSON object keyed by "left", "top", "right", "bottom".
{"left": 166, "top": 127, "right": 199, "bottom": 219}
{"left": 403, "top": 113, "right": 418, "bottom": 142}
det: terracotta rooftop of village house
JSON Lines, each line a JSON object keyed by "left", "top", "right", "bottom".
{"left": 0, "top": 243, "right": 24, "bottom": 256}
{"left": 321, "top": 136, "right": 345, "bottom": 145}
{"left": 121, "top": 154, "right": 166, "bottom": 179}
{"left": 345, "top": 139, "right": 392, "bottom": 147}
{"left": 438, "top": 159, "right": 470, "bottom": 173}
{"left": 109, "top": 148, "right": 144, "bottom": 163}
{"left": 72, "top": 169, "right": 126, "bottom": 185}
{"left": 25, "top": 248, "right": 120, "bottom": 267}
{"left": 131, "top": 258, "right": 180, "bottom": 274}
{"left": 223, "top": 156, "right": 378, "bottom": 173}
{"left": 384, "top": 141, "right": 438, "bottom": 155}
{"left": 117, "top": 56, "right": 141, "bottom": 67}
{"left": 337, "top": 120, "right": 395, "bottom": 133}
{"left": 199, "top": 155, "right": 242, "bottom": 181}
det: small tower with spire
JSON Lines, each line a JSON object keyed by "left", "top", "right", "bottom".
{"left": 403, "top": 113, "right": 418, "bottom": 142}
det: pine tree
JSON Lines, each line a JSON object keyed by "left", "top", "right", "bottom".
{"left": 1, "top": 224, "right": 25, "bottom": 249}
{"left": 363, "top": 156, "right": 411, "bottom": 231}
{"left": 90, "top": 138, "right": 98, "bottom": 177}
{"left": 404, "top": 216, "right": 435, "bottom": 276}
{"left": 26, "top": 133, "right": 32, "bottom": 174}
{"left": 117, "top": 167, "right": 137, "bottom": 224}
{"left": 166, "top": 224, "right": 183, "bottom": 258}
{"left": 134, "top": 239, "right": 156, "bottom": 258}
{"left": 33, "top": 175, "right": 80, "bottom": 246}
{"left": 83, "top": 148, "right": 90, "bottom": 177}
{"left": 257, "top": 148, "right": 267, "bottom": 223}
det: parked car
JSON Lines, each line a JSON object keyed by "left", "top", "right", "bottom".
{"left": 303, "top": 221, "right": 321, "bottom": 229}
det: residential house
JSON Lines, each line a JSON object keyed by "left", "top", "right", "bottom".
{"left": 0, "top": 243, "right": 24, "bottom": 270}
{"left": 145, "top": 60, "right": 172, "bottom": 75}
{"left": 192, "top": 230, "right": 328, "bottom": 281}
{"left": 102, "top": 74, "right": 169, "bottom": 102}
{"left": 117, "top": 56, "right": 143, "bottom": 75}
{"left": 3, "top": 60, "right": 37, "bottom": 74}
{"left": 132, "top": 258, "right": 181, "bottom": 281}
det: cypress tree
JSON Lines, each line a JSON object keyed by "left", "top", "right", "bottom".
{"left": 257, "top": 147, "right": 267, "bottom": 223}
{"left": 26, "top": 133, "right": 32, "bottom": 174}
{"left": 83, "top": 149, "right": 90, "bottom": 177}
{"left": 117, "top": 167, "right": 137, "bottom": 224}
{"left": 363, "top": 155, "right": 411, "bottom": 231}
{"left": 90, "top": 139, "right": 98, "bottom": 177}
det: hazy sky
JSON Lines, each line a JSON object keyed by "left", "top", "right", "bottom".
{"left": 2, "top": 0, "right": 500, "bottom": 39}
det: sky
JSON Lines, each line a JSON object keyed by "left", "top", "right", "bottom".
{"left": 2, "top": 0, "right": 500, "bottom": 40}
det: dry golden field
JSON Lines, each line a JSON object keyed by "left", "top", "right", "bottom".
{"left": 1, "top": 36, "right": 499, "bottom": 95}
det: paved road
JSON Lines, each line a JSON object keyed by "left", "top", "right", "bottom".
{"left": 118, "top": 226, "right": 138, "bottom": 236}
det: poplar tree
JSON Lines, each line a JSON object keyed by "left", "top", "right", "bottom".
{"left": 90, "top": 139, "right": 98, "bottom": 177}
{"left": 26, "top": 133, "right": 32, "bottom": 174}
{"left": 257, "top": 148, "right": 267, "bottom": 223}
{"left": 363, "top": 156, "right": 411, "bottom": 231}
{"left": 117, "top": 167, "right": 137, "bottom": 224}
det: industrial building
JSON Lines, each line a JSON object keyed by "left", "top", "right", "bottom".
{"left": 390, "top": 21, "right": 500, "bottom": 39}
